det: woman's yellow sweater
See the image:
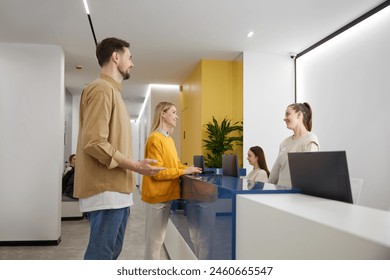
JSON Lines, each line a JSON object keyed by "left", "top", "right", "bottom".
{"left": 141, "top": 131, "right": 186, "bottom": 203}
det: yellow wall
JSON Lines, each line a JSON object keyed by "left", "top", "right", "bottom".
{"left": 232, "top": 60, "right": 243, "bottom": 122}
{"left": 181, "top": 62, "right": 202, "bottom": 165}
{"left": 181, "top": 59, "right": 243, "bottom": 166}
{"left": 231, "top": 59, "right": 244, "bottom": 166}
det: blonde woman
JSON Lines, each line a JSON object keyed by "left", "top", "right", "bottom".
{"left": 142, "top": 101, "right": 202, "bottom": 259}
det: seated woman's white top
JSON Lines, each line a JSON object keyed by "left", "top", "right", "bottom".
{"left": 246, "top": 168, "right": 268, "bottom": 183}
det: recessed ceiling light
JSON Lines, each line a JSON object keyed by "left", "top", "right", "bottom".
{"left": 247, "top": 31, "right": 254, "bottom": 38}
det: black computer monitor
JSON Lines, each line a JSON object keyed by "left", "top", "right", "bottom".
{"left": 193, "top": 155, "right": 205, "bottom": 170}
{"left": 288, "top": 151, "right": 353, "bottom": 204}
{"left": 222, "top": 154, "right": 239, "bottom": 177}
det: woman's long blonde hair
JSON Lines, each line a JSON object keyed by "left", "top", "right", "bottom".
{"left": 150, "top": 101, "right": 175, "bottom": 134}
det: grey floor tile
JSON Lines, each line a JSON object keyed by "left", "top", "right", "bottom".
{"left": 0, "top": 189, "right": 169, "bottom": 260}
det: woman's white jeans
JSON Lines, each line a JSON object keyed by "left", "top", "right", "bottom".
{"left": 144, "top": 201, "right": 171, "bottom": 260}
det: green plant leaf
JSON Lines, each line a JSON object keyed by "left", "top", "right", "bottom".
{"left": 202, "top": 116, "right": 243, "bottom": 168}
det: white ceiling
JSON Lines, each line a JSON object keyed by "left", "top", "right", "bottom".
{"left": 0, "top": 0, "right": 384, "bottom": 119}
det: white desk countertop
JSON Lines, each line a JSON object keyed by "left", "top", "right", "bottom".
{"left": 236, "top": 193, "right": 390, "bottom": 259}
{"left": 238, "top": 193, "right": 390, "bottom": 247}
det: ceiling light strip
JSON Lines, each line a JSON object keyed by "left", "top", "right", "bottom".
{"left": 83, "top": 0, "right": 97, "bottom": 46}
{"left": 293, "top": 0, "right": 390, "bottom": 103}
{"left": 134, "top": 84, "right": 179, "bottom": 122}
{"left": 82, "top": 0, "right": 90, "bottom": 14}
{"left": 136, "top": 85, "right": 152, "bottom": 123}
{"left": 296, "top": 0, "right": 390, "bottom": 59}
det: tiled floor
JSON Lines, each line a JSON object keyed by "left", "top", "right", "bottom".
{"left": 0, "top": 188, "right": 169, "bottom": 260}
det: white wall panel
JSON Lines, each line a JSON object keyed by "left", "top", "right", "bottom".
{"left": 0, "top": 44, "right": 64, "bottom": 242}
{"left": 243, "top": 52, "right": 294, "bottom": 171}
{"left": 296, "top": 6, "right": 390, "bottom": 209}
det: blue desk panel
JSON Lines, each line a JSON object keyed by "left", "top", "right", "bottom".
{"left": 169, "top": 174, "right": 300, "bottom": 260}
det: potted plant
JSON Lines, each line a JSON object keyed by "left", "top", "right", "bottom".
{"left": 203, "top": 116, "right": 243, "bottom": 168}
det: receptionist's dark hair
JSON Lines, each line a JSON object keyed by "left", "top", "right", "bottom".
{"left": 288, "top": 102, "right": 313, "bottom": 131}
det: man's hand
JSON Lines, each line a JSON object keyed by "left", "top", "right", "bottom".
{"left": 135, "top": 158, "right": 165, "bottom": 176}
{"left": 119, "top": 158, "right": 165, "bottom": 175}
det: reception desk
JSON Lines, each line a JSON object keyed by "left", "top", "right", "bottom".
{"left": 165, "top": 174, "right": 300, "bottom": 260}
{"left": 236, "top": 194, "right": 390, "bottom": 259}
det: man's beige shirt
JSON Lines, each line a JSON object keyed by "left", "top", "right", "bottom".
{"left": 74, "top": 74, "right": 134, "bottom": 198}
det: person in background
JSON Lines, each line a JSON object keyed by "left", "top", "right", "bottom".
{"left": 142, "top": 101, "right": 202, "bottom": 260}
{"left": 246, "top": 146, "right": 270, "bottom": 182}
{"left": 268, "top": 102, "right": 319, "bottom": 188}
{"left": 63, "top": 154, "right": 76, "bottom": 176}
{"left": 62, "top": 154, "right": 76, "bottom": 199}
{"left": 73, "top": 37, "right": 164, "bottom": 260}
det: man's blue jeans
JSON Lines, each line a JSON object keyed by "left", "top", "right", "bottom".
{"left": 84, "top": 207, "right": 130, "bottom": 260}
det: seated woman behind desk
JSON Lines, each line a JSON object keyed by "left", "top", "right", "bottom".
{"left": 246, "top": 146, "right": 270, "bottom": 183}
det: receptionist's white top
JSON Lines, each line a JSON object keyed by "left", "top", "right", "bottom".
{"left": 268, "top": 132, "right": 319, "bottom": 188}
